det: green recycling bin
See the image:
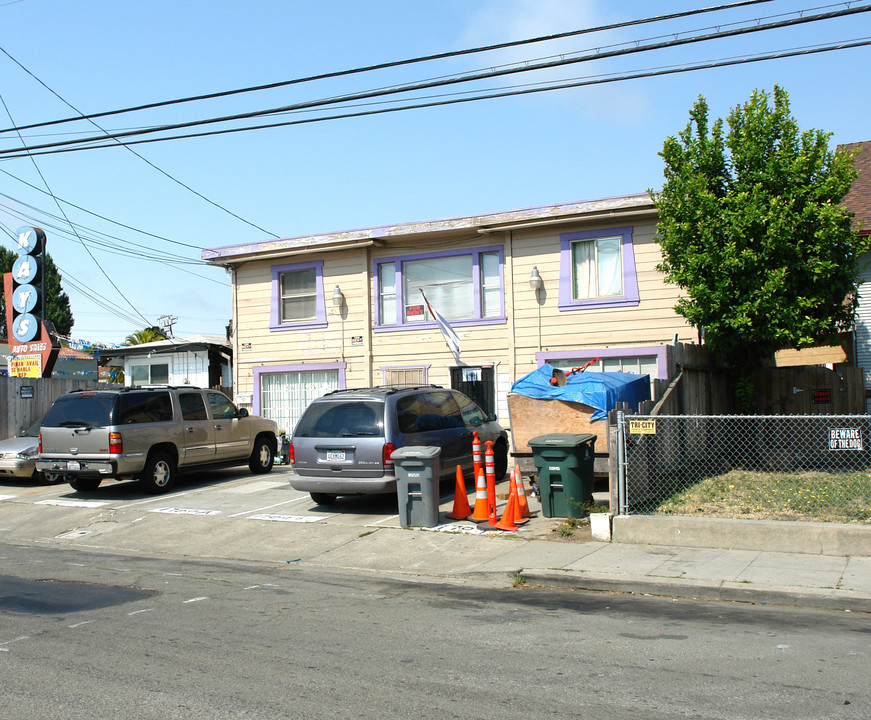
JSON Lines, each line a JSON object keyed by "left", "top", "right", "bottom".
{"left": 528, "top": 433, "right": 596, "bottom": 518}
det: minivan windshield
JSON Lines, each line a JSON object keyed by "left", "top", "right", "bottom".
{"left": 42, "top": 394, "right": 116, "bottom": 428}
{"left": 293, "top": 401, "right": 384, "bottom": 438}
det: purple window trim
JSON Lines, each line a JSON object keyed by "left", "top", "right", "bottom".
{"left": 535, "top": 346, "right": 667, "bottom": 379}
{"left": 270, "top": 260, "right": 327, "bottom": 332}
{"left": 252, "top": 362, "right": 347, "bottom": 415}
{"left": 373, "top": 245, "right": 505, "bottom": 328}
{"left": 380, "top": 364, "right": 431, "bottom": 384}
{"left": 558, "top": 226, "right": 639, "bottom": 311}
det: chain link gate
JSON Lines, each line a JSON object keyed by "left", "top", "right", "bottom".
{"left": 616, "top": 414, "right": 871, "bottom": 524}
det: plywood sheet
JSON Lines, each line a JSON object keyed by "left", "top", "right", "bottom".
{"left": 507, "top": 393, "right": 607, "bottom": 453}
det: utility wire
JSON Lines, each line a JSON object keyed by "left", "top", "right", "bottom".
{"left": 0, "top": 93, "right": 154, "bottom": 328}
{"left": 0, "top": 0, "right": 776, "bottom": 135}
{"left": 3, "top": 38, "right": 867, "bottom": 160}
{"left": 0, "top": 57, "right": 278, "bottom": 237}
{"left": 1, "top": 4, "right": 866, "bottom": 158}
{"left": 0, "top": 168, "right": 207, "bottom": 250}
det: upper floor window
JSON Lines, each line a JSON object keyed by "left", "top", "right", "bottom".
{"left": 270, "top": 260, "right": 327, "bottom": 331}
{"left": 559, "top": 227, "right": 639, "bottom": 311}
{"left": 375, "top": 247, "right": 504, "bottom": 328}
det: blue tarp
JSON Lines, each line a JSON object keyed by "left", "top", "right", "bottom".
{"left": 510, "top": 364, "right": 651, "bottom": 421}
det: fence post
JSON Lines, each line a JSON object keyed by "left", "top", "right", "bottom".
{"left": 616, "top": 410, "right": 627, "bottom": 515}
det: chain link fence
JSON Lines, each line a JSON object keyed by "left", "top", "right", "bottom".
{"left": 618, "top": 414, "right": 871, "bottom": 524}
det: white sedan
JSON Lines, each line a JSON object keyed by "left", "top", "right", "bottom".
{"left": 0, "top": 418, "right": 61, "bottom": 484}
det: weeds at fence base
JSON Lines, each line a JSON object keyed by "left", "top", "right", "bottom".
{"left": 654, "top": 469, "right": 871, "bottom": 524}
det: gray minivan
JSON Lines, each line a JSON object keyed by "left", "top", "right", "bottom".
{"left": 289, "top": 386, "right": 508, "bottom": 505}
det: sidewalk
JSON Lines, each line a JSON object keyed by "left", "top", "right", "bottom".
{"left": 2, "top": 474, "right": 870, "bottom": 613}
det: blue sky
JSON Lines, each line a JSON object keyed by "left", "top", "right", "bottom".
{"left": 1, "top": 0, "right": 869, "bottom": 346}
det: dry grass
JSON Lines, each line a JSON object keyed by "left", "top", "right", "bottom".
{"left": 654, "top": 469, "right": 871, "bottom": 524}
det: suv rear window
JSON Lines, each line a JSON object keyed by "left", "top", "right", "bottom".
{"left": 118, "top": 391, "right": 174, "bottom": 424}
{"left": 294, "top": 401, "right": 384, "bottom": 438}
{"left": 42, "top": 394, "right": 115, "bottom": 428}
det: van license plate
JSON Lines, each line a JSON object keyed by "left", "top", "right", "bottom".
{"left": 326, "top": 451, "right": 345, "bottom": 462}
{"left": 67, "top": 461, "right": 81, "bottom": 471}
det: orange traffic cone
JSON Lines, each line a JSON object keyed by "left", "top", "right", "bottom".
{"left": 485, "top": 441, "right": 498, "bottom": 527}
{"left": 515, "top": 466, "right": 533, "bottom": 518}
{"left": 470, "top": 468, "right": 489, "bottom": 522}
{"left": 446, "top": 465, "right": 472, "bottom": 520}
{"left": 509, "top": 472, "right": 529, "bottom": 525}
{"left": 495, "top": 491, "right": 519, "bottom": 532}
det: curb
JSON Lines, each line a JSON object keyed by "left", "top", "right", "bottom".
{"left": 518, "top": 570, "right": 871, "bottom": 613}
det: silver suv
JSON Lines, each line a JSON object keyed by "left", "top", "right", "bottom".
{"left": 36, "top": 386, "right": 278, "bottom": 493}
{"left": 289, "top": 386, "right": 508, "bottom": 505}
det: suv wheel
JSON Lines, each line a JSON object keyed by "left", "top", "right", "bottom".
{"left": 69, "top": 477, "right": 101, "bottom": 492}
{"left": 310, "top": 492, "right": 337, "bottom": 505}
{"left": 248, "top": 435, "right": 275, "bottom": 474}
{"left": 140, "top": 452, "right": 176, "bottom": 494}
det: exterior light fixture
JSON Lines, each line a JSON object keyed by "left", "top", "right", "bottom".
{"left": 529, "top": 267, "right": 543, "bottom": 290}
{"left": 332, "top": 285, "right": 344, "bottom": 307}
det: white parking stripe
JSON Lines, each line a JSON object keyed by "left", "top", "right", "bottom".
{"left": 36, "top": 499, "right": 109, "bottom": 508}
{"left": 227, "top": 495, "right": 309, "bottom": 518}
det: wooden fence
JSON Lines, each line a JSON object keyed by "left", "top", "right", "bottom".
{"left": 637, "top": 343, "right": 864, "bottom": 416}
{"left": 0, "top": 377, "right": 113, "bottom": 439}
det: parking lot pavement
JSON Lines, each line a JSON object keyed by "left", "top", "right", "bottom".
{"left": 0, "top": 463, "right": 571, "bottom": 542}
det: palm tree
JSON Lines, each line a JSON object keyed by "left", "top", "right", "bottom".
{"left": 124, "top": 326, "right": 166, "bottom": 346}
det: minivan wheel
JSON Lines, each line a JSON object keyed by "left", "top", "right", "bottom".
{"left": 494, "top": 440, "right": 509, "bottom": 481}
{"left": 139, "top": 452, "right": 176, "bottom": 494}
{"left": 248, "top": 435, "right": 275, "bottom": 474}
{"left": 310, "top": 492, "right": 337, "bottom": 505}
{"left": 69, "top": 476, "right": 101, "bottom": 492}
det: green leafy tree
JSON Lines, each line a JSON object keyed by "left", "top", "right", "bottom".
{"left": 0, "top": 245, "right": 74, "bottom": 339}
{"left": 651, "top": 86, "right": 867, "bottom": 374}
{"left": 124, "top": 326, "right": 166, "bottom": 345}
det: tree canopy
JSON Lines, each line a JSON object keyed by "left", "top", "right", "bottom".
{"left": 124, "top": 326, "right": 166, "bottom": 346}
{"left": 651, "top": 86, "right": 867, "bottom": 372}
{"left": 0, "top": 246, "right": 73, "bottom": 339}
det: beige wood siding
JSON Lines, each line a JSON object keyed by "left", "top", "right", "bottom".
{"left": 229, "top": 215, "right": 693, "bottom": 421}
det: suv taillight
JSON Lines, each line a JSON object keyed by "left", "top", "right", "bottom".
{"left": 109, "top": 432, "right": 123, "bottom": 454}
{"left": 288, "top": 442, "right": 295, "bottom": 465}
{"left": 38, "top": 433, "right": 42, "bottom": 454}
{"left": 383, "top": 443, "right": 396, "bottom": 467}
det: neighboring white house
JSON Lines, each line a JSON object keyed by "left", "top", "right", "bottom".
{"left": 840, "top": 142, "right": 871, "bottom": 411}
{"left": 100, "top": 335, "right": 233, "bottom": 390}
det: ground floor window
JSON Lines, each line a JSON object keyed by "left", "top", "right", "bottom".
{"left": 539, "top": 347, "right": 667, "bottom": 396}
{"left": 130, "top": 362, "right": 169, "bottom": 386}
{"left": 382, "top": 366, "right": 427, "bottom": 387}
{"left": 256, "top": 365, "right": 344, "bottom": 436}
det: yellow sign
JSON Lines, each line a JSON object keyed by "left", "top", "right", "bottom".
{"left": 8, "top": 354, "right": 42, "bottom": 378}
{"left": 629, "top": 419, "right": 657, "bottom": 435}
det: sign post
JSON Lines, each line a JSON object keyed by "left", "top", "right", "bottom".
{"left": 3, "top": 226, "right": 60, "bottom": 378}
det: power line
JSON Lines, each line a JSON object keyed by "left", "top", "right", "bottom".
{"left": 0, "top": 57, "right": 279, "bottom": 237}
{"left": 0, "top": 167, "right": 207, "bottom": 250}
{"left": 0, "top": 0, "right": 776, "bottom": 135}
{"left": 0, "top": 93, "right": 154, "bottom": 329}
{"left": 1, "top": 4, "right": 865, "bottom": 159}
{"left": 3, "top": 36, "right": 867, "bottom": 161}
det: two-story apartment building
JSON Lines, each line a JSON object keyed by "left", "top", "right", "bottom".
{"left": 203, "top": 192, "right": 696, "bottom": 438}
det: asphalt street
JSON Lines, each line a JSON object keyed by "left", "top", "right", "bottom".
{"left": 1, "top": 542, "right": 869, "bottom": 720}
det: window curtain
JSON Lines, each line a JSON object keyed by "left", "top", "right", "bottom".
{"left": 404, "top": 255, "right": 473, "bottom": 320}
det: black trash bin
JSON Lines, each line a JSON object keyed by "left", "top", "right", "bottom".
{"left": 528, "top": 433, "right": 596, "bottom": 518}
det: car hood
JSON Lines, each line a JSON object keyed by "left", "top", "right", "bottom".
{"left": 0, "top": 437, "right": 38, "bottom": 455}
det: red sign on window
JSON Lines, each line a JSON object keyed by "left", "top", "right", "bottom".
{"left": 406, "top": 304, "right": 424, "bottom": 317}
